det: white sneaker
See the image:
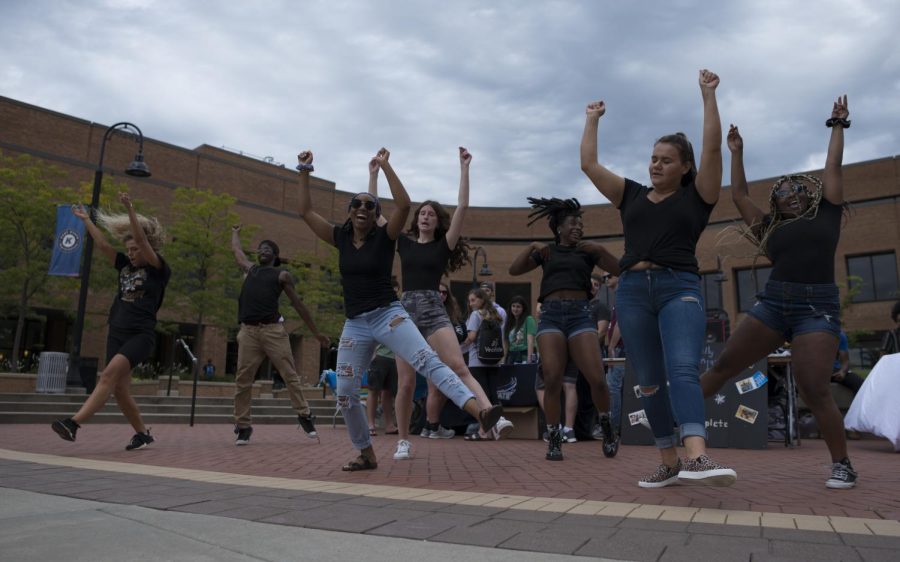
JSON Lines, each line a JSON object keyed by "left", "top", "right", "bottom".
{"left": 428, "top": 426, "right": 455, "bottom": 439}
{"left": 495, "top": 416, "right": 514, "bottom": 439}
{"left": 393, "top": 439, "right": 412, "bottom": 460}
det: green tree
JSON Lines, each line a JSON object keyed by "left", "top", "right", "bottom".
{"left": 166, "top": 187, "right": 250, "bottom": 361}
{"left": 0, "top": 152, "right": 78, "bottom": 371}
{"left": 282, "top": 241, "right": 344, "bottom": 341}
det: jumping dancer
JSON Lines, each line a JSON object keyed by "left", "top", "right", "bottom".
{"left": 508, "top": 197, "right": 621, "bottom": 460}
{"left": 295, "top": 147, "right": 502, "bottom": 470}
{"left": 52, "top": 193, "right": 170, "bottom": 450}
{"left": 701, "top": 96, "right": 857, "bottom": 488}
{"left": 581, "top": 69, "right": 736, "bottom": 487}
{"left": 230, "top": 227, "right": 329, "bottom": 445}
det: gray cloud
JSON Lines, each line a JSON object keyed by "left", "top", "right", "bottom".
{"left": 1, "top": 0, "right": 897, "bottom": 208}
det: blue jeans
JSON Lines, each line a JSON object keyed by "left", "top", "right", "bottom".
{"left": 606, "top": 352, "right": 626, "bottom": 432}
{"left": 336, "top": 302, "right": 475, "bottom": 450}
{"left": 616, "top": 269, "right": 707, "bottom": 448}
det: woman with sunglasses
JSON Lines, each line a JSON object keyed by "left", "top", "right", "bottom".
{"left": 700, "top": 96, "right": 856, "bottom": 489}
{"left": 370, "top": 148, "right": 509, "bottom": 458}
{"left": 296, "top": 147, "right": 502, "bottom": 471}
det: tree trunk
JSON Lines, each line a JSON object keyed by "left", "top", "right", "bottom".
{"left": 10, "top": 279, "right": 29, "bottom": 373}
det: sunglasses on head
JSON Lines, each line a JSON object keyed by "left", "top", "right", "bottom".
{"left": 350, "top": 199, "right": 377, "bottom": 211}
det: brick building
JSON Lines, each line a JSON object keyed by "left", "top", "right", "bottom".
{"left": 1, "top": 95, "right": 898, "bottom": 380}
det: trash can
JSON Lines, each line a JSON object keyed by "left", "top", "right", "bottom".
{"left": 79, "top": 357, "right": 99, "bottom": 394}
{"left": 35, "top": 351, "right": 69, "bottom": 394}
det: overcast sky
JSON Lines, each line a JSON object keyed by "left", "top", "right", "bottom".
{"left": 1, "top": 0, "right": 898, "bottom": 207}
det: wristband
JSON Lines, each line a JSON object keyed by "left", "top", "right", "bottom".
{"left": 296, "top": 163, "right": 315, "bottom": 172}
{"left": 825, "top": 117, "right": 851, "bottom": 129}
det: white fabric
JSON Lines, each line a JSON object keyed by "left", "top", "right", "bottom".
{"left": 844, "top": 353, "right": 900, "bottom": 451}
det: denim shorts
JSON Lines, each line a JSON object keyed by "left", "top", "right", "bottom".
{"left": 747, "top": 280, "right": 841, "bottom": 341}
{"left": 536, "top": 299, "right": 597, "bottom": 339}
{"left": 400, "top": 290, "right": 452, "bottom": 340}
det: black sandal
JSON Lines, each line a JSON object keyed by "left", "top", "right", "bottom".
{"left": 478, "top": 404, "right": 503, "bottom": 434}
{"left": 341, "top": 455, "right": 378, "bottom": 471}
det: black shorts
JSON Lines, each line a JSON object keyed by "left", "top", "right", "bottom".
{"left": 534, "top": 360, "right": 579, "bottom": 390}
{"left": 367, "top": 355, "right": 398, "bottom": 395}
{"left": 107, "top": 330, "right": 156, "bottom": 368}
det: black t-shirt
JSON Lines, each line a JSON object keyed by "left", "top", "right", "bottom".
{"left": 237, "top": 265, "right": 283, "bottom": 324}
{"left": 398, "top": 235, "right": 451, "bottom": 291}
{"left": 534, "top": 244, "right": 595, "bottom": 302}
{"left": 589, "top": 299, "right": 611, "bottom": 325}
{"left": 108, "top": 252, "right": 171, "bottom": 332}
{"left": 618, "top": 178, "right": 714, "bottom": 274}
{"left": 333, "top": 224, "right": 398, "bottom": 318}
{"left": 766, "top": 199, "right": 843, "bottom": 283}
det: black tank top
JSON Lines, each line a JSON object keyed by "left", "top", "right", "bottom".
{"left": 237, "top": 265, "right": 283, "bottom": 324}
{"left": 535, "top": 244, "right": 594, "bottom": 302}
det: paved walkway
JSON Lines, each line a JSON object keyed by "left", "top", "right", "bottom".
{"left": 1, "top": 424, "right": 899, "bottom": 561}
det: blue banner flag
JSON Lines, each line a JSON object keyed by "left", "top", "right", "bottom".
{"left": 48, "top": 205, "right": 86, "bottom": 277}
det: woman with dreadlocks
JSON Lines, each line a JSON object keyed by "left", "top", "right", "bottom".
{"left": 581, "top": 70, "right": 736, "bottom": 487}
{"left": 296, "top": 147, "right": 502, "bottom": 471}
{"left": 509, "top": 197, "right": 621, "bottom": 461}
{"left": 52, "top": 192, "right": 170, "bottom": 451}
{"left": 701, "top": 96, "right": 856, "bottom": 489}
{"left": 370, "top": 147, "right": 510, "bottom": 458}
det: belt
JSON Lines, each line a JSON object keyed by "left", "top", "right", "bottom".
{"left": 241, "top": 318, "right": 280, "bottom": 327}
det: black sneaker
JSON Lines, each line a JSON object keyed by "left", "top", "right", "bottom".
{"left": 125, "top": 430, "right": 155, "bottom": 451}
{"left": 298, "top": 414, "right": 318, "bottom": 438}
{"left": 234, "top": 426, "right": 253, "bottom": 446}
{"left": 599, "top": 413, "right": 620, "bottom": 458}
{"left": 478, "top": 404, "right": 503, "bottom": 434}
{"left": 51, "top": 418, "right": 79, "bottom": 442}
{"left": 826, "top": 458, "right": 858, "bottom": 489}
{"left": 546, "top": 428, "right": 563, "bottom": 461}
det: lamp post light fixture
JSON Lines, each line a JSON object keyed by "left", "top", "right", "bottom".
{"left": 471, "top": 246, "right": 492, "bottom": 288}
{"left": 68, "top": 122, "right": 151, "bottom": 385}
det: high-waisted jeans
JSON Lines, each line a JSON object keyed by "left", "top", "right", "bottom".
{"left": 336, "top": 301, "right": 475, "bottom": 450}
{"left": 616, "top": 268, "right": 707, "bottom": 448}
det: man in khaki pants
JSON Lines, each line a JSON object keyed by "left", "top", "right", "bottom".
{"left": 231, "top": 226, "right": 329, "bottom": 445}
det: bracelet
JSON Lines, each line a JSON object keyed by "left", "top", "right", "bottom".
{"left": 296, "top": 163, "right": 315, "bottom": 172}
{"left": 825, "top": 117, "right": 851, "bottom": 129}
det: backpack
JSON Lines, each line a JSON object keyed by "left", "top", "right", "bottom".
{"left": 476, "top": 317, "right": 504, "bottom": 364}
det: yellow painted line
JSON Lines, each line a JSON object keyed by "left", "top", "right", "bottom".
{"left": 0, "top": 447, "right": 895, "bottom": 537}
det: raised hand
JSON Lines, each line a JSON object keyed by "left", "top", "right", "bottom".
{"left": 368, "top": 157, "right": 380, "bottom": 175}
{"left": 118, "top": 192, "right": 132, "bottom": 208}
{"left": 699, "top": 69, "right": 720, "bottom": 92}
{"left": 726, "top": 124, "right": 743, "bottom": 153}
{"left": 585, "top": 100, "right": 606, "bottom": 119}
{"left": 459, "top": 146, "right": 472, "bottom": 167}
{"left": 71, "top": 203, "right": 89, "bottom": 221}
{"left": 297, "top": 150, "right": 314, "bottom": 166}
{"left": 831, "top": 94, "right": 849, "bottom": 120}
{"left": 373, "top": 147, "right": 391, "bottom": 166}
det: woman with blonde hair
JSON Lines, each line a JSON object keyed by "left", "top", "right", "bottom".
{"left": 52, "top": 192, "right": 170, "bottom": 451}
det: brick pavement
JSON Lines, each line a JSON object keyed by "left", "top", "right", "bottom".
{"left": 3, "top": 424, "right": 900, "bottom": 560}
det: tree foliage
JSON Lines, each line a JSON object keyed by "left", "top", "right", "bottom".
{"left": 165, "top": 187, "right": 251, "bottom": 358}
{"left": 281, "top": 241, "right": 344, "bottom": 340}
{"left": 0, "top": 152, "right": 78, "bottom": 370}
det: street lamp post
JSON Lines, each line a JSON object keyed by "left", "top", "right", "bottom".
{"left": 471, "top": 246, "right": 493, "bottom": 288}
{"left": 67, "top": 122, "right": 151, "bottom": 386}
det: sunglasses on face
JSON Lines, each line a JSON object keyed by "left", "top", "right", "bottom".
{"left": 774, "top": 184, "right": 807, "bottom": 199}
{"left": 350, "top": 199, "right": 377, "bottom": 211}
{"left": 439, "top": 290, "right": 448, "bottom": 295}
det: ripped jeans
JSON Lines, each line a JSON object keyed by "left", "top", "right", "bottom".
{"left": 336, "top": 301, "right": 475, "bottom": 450}
{"left": 615, "top": 268, "right": 707, "bottom": 449}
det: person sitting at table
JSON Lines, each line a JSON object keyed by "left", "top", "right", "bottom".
{"left": 700, "top": 96, "right": 857, "bottom": 489}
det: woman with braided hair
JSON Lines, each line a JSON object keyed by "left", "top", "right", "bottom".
{"left": 701, "top": 96, "right": 857, "bottom": 489}
{"left": 581, "top": 70, "right": 736, "bottom": 487}
{"left": 509, "top": 196, "right": 621, "bottom": 461}
{"left": 52, "top": 192, "right": 170, "bottom": 451}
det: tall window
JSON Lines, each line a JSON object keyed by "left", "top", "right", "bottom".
{"left": 735, "top": 266, "right": 772, "bottom": 312}
{"left": 847, "top": 252, "right": 899, "bottom": 302}
{"left": 700, "top": 271, "right": 724, "bottom": 313}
